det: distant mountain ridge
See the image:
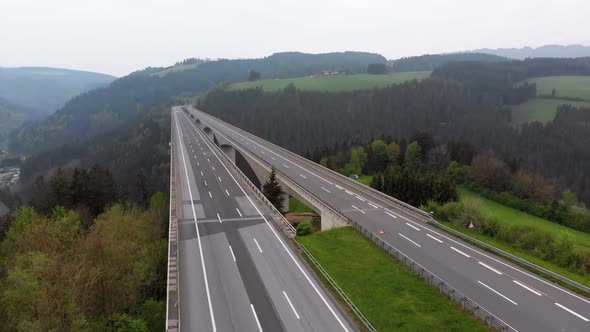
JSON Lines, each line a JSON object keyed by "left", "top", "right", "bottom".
{"left": 0, "top": 67, "right": 116, "bottom": 117}
{"left": 473, "top": 44, "right": 590, "bottom": 59}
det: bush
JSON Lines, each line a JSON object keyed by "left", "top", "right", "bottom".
{"left": 480, "top": 216, "right": 502, "bottom": 238}
{"left": 456, "top": 200, "right": 485, "bottom": 228}
{"left": 438, "top": 201, "right": 464, "bottom": 222}
{"left": 296, "top": 221, "right": 313, "bottom": 236}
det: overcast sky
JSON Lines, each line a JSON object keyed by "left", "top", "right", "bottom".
{"left": 1, "top": 0, "right": 588, "bottom": 77}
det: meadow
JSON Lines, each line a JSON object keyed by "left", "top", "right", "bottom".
{"left": 510, "top": 98, "right": 590, "bottom": 124}
{"left": 297, "top": 227, "right": 487, "bottom": 331}
{"left": 459, "top": 187, "right": 590, "bottom": 252}
{"left": 525, "top": 76, "right": 590, "bottom": 100}
{"left": 227, "top": 71, "right": 431, "bottom": 92}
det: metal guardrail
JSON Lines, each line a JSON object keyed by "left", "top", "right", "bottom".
{"left": 196, "top": 109, "right": 590, "bottom": 297}
{"left": 430, "top": 220, "right": 590, "bottom": 295}
{"left": 203, "top": 113, "right": 433, "bottom": 222}
{"left": 190, "top": 115, "right": 377, "bottom": 332}
{"left": 166, "top": 120, "right": 180, "bottom": 332}
{"left": 350, "top": 221, "right": 517, "bottom": 332}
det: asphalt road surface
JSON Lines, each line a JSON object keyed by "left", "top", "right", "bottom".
{"left": 186, "top": 105, "right": 590, "bottom": 332}
{"left": 172, "top": 108, "right": 354, "bottom": 332}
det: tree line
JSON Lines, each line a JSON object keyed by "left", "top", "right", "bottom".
{"left": 10, "top": 52, "right": 385, "bottom": 155}
{"left": 198, "top": 77, "right": 590, "bottom": 206}
{"left": 432, "top": 57, "right": 590, "bottom": 103}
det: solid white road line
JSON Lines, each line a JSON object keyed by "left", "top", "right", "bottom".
{"left": 253, "top": 238, "right": 263, "bottom": 253}
{"left": 368, "top": 202, "right": 378, "bottom": 209}
{"left": 183, "top": 111, "right": 350, "bottom": 331}
{"left": 251, "top": 304, "right": 263, "bottom": 332}
{"left": 351, "top": 205, "right": 366, "bottom": 214}
{"left": 321, "top": 187, "right": 331, "bottom": 193}
{"left": 478, "top": 281, "right": 518, "bottom": 305}
{"left": 208, "top": 191, "right": 212, "bottom": 198}
{"left": 513, "top": 280, "right": 542, "bottom": 296}
{"left": 217, "top": 213, "right": 222, "bottom": 223}
{"left": 225, "top": 189, "right": 230, "bottom": 196}
{"left": 376, "top": 201, "right": 590, "bottom": 306}
{"left": 398, "top": 233, "right": 421, "bottom": 247}
{"left": 283, "top": 291, "right": 300, "bottom": 319}
{"left": 385, "top": 211, "right": 397, "bottom": 218}
{"left": 450, "top": 246, "right": 471, "bottom": 258}
{"left": 174, "top": 113, "right": 217, "bottom": 331}
{"left": 405, "top": 222, "right": 420, "bottom": 231}
{"left": 236, "top": 208, "right": 243, "bottom": 217}
{"left": 426, "top": 233, "right": 443, "bottom": 243}
{"left": 299, "top": 174, "right": 307, "bottom": 179}
{"left": 555, "top": 303, "right": 589, "bottom": 321}
{"left": 228, "top": 245, "right": 236, "bottom": 262}
{"left": 478, "top": 261, "right": 503, "bottom": 275}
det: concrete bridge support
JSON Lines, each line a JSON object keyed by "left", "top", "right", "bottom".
{"left": 220, "top": 144, "right": 236, "bottom": 164}
{"left": 195, "top": 117, "right": 348, "bottom": 231}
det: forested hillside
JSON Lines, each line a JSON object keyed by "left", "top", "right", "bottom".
{"left": 0, "top": 97, "right": 31, "bottom": 144}
{"left": 432, "top": 57, "right": 590, "bottom": 103}
{"left": 0, "top": 67, "right": 115, "bottom": 117}
{"left": 15, "top": 105, "right": 171, "bottom": 206}
{"left": 9, "top": 52, "right": 385, "bottom": 155}
{"left": 199, "top": 78, "right": 590, "bottom": 206}
{"left": 389, "top": 53, "right": 508, "bottom": 72}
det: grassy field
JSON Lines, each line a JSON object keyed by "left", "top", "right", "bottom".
{"left": 297, "top": 227, "right": 487, "bottom": 331}
{"left": 151, "top": 63, "right": 200, "bottom": 77}
{"left": 227, "top": 71, "right": 431, "bottom": 92}
{"left": 355, "top": 175, "right": 373, "bottom": 186}
{"left": 525, "top": 76, "right": 590, "bottom": 100}
{"left": 289, "top": 196, "right": 314, "bottom": 213}
{"left": 510, "top": 97, "right": 590, "bottom": 124}
{"left": 459, "top": 187, "right": 590, "bottom": 252}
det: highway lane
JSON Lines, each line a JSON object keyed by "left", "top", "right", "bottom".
{"left": 172, "top": 108, "right": 354, "bottom": 332}
{"left": 187, "top": 106, "right": 590, "bottom": 332}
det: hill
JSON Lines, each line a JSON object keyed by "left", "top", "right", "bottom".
{"left": 0, "top": 67, "right": 116, "bottom": 117}
{"left": 9, "top": 52, "right": 386, "bottom": 155}
{"left": 474, "top": 44, "right": 590, "bottom": 60}
{"left": 227, "top": 71, "right": 430, "bottom": 92}
{"left": 389, "top": 53, "right": 508, "bottom": 72}
{"left": 0, "top": 97, "right": 35, "bottom": 145}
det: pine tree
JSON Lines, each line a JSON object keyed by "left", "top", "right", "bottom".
{"left": 262, "top": 168, "right": 285, "bottom": 213}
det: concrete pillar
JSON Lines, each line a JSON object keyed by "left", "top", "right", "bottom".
{"left": 320, "top": 210, "right": 340, "bottom": 230}
{"left": 279, "top": 191, "right": 289, "bottom": 213}
{"left": 221, "top": 145, "right": 236, "bottom": 164}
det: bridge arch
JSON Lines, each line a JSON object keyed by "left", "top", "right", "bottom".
{"left": 203, "top": 126, "right": 214, "bottom": 140}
